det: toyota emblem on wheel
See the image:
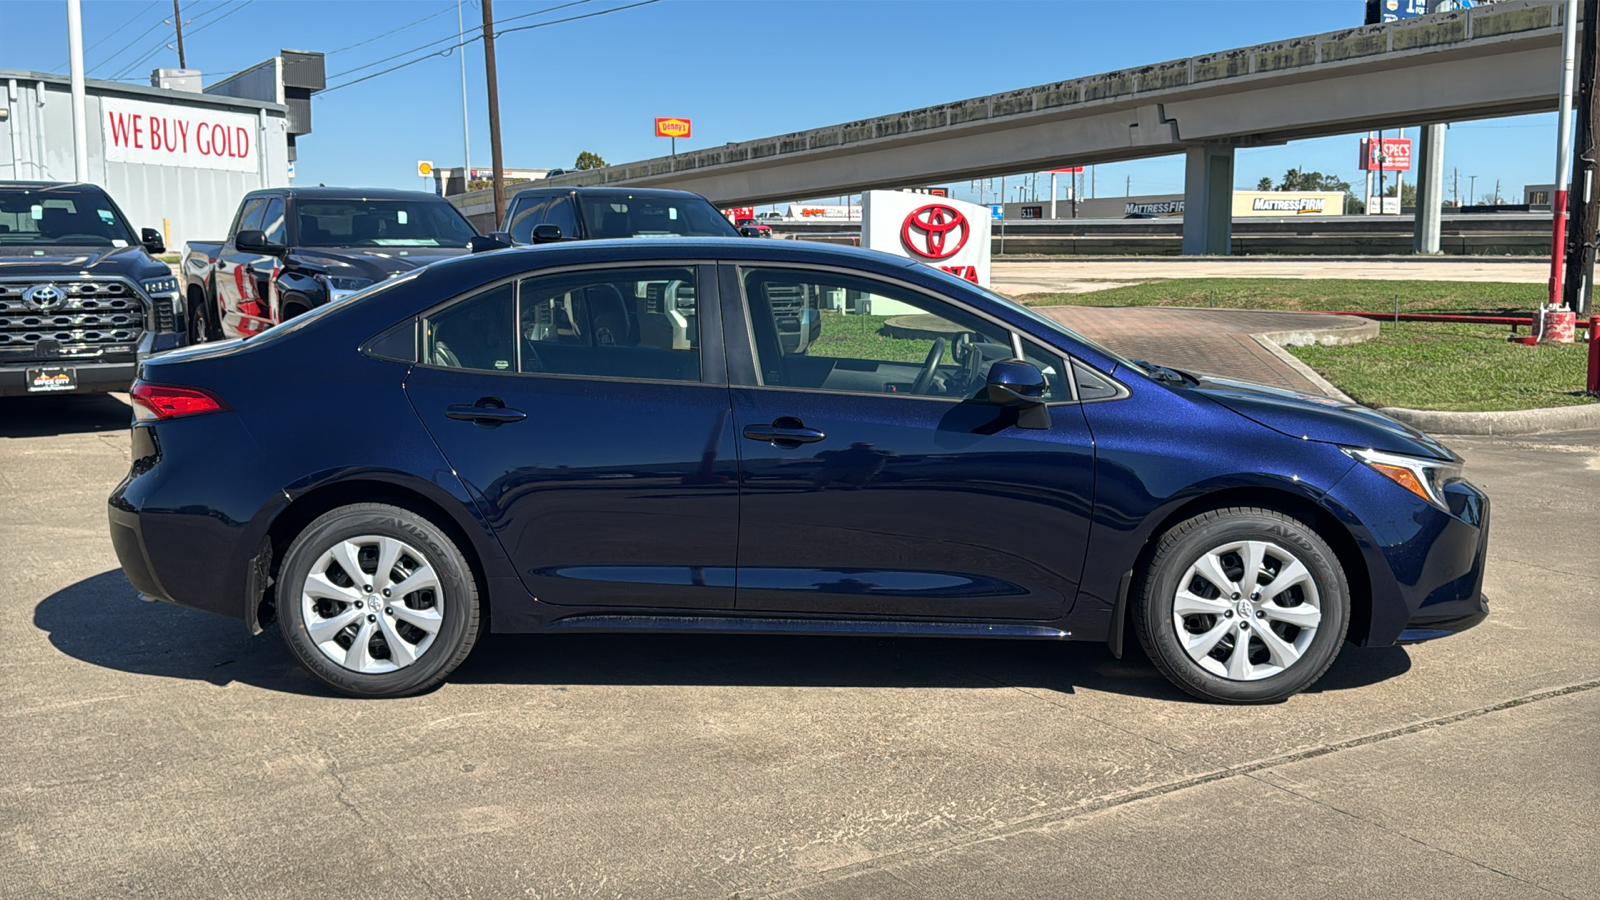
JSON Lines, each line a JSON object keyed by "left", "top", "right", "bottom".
{"left": 901, "top": 204, "right": 970, "bottom": 260}
{"left": 24, "top": 284, "right": 65, "bottom": 311}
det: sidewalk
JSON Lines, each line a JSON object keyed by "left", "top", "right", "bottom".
{"left": 1034, "top": 306, "right": 1373, "bottom": 395}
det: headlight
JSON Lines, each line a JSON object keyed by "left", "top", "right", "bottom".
{"left": 1342, "top": 447, "right": 1462, "bottom": 509}
{"left": 325, "top": 276, "right": 375, "bottom": 292}
{"left": 141, "top": 277, "right": 179, "bottom": 297}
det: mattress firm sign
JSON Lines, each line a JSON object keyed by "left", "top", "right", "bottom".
{"left": 861, "top": 191, "right": 992, "bottom": 287}
{"left": 102, "top": 97, "right": 259, "bottom": 173}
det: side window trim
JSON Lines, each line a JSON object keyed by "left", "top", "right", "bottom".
{"left": 723, "top": 261, "right": 1080, "bottom": 404}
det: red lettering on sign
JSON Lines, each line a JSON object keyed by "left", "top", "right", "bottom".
{"left": 196, "top": 123, "right": 211, "bottom": 156}
{"left": 132, "top": 114, "right": 145, "bottom": 149}
{"left": 175, "top": 119, "right": 189, "bottom": 153}
{"left": 938, "top": 265, "right": 979, "bottom": 283}
{"left": 108, "top": 112, "right": 131, "bottom": 148}
{"left": 235, "top": 126, "right": 250, "bottom": 158}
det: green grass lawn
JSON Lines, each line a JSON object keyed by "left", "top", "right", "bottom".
{"left": 808, "top": 310, "right": 949, "bottom": 364}
{"left": 1016, "top": 277, "right": 1544, "bottom": 315}
{"left": 1289, "top": 322, "right": 1595, "bottom": 412}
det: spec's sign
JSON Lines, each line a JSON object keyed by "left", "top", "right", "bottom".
{"left": 102, "top": 96, "right": 258, "bottom": 173}
{"left": 655, "top": 117, "right": 692, "bottom": 139}
{"left": 1360, "top": 138, "right": 1412, "bottom": 172}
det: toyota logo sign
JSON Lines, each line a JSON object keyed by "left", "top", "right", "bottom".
{"left": 24, "top": 284, "right": 66, "bottom": 311}
{"left": 901, "top": 204, "right": 969, "bottom": 260}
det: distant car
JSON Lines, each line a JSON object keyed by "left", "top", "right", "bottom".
{"left": 735, "top": 218, "right": 773, "bottom": 237}
{"left": 0, "top": 181, "right": 183, "bottom": 397}
{"left": 110, "top": 238, "right": 1490, "bottom": 703}
{"left": 756, "top": 211, "right": 784, "bottom": 222}
{"left": 496, "top": 186, "right": 740, "bottom": 245}
{"left": 183, "top": 187, "right": 485, "bottom": 342}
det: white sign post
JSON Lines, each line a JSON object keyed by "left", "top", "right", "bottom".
{"left": 860, "top": 191, "right": 993, "bottom": 287}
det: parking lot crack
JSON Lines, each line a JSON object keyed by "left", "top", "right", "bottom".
{"left": 753, "top": 678, "right": 1600, "bottom": 898}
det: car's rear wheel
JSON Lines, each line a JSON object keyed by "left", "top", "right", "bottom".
{"left": 278, "top": 503, "right": 480, "bottom": 697}
{"left": 187, "top": 294, "right": 215, "bottom": 343}
{"left": 1133, "top": 507, "right": 1349, "bottom": 703}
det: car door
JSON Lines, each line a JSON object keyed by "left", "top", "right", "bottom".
{"left": 216, "top": 195, "right": 266, "bottom": 338}
{"left": 405, "top": 261, "right": 739, "bottom": 611}
{"left": 722, "top": 262, "right": 1096, "bottom": 620}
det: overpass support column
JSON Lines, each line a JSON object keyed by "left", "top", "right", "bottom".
{"left": 1413, "top": 123, "right": 1445, "bottom": 254}
{"left": 1182, "top": 145, "right": 1234, "bottom": 255}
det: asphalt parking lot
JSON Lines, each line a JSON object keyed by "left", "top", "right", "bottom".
{"left": 1, "top": 392, "right": 1595, "bottom": 900}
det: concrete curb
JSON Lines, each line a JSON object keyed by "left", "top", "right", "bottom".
{"left": 1252, "top": 336, "right": 1359, "bottom": 404}
{"left": 1373, "top": 403, "right": 1600, "bottom": 436}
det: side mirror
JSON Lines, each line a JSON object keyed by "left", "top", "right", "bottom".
{"left": 139, "top": 227, "right": 165, "bottom": 255}
{"left": 985, "top": 359, "right": 1049, "bottom": 429}
{"left": 490, "top": 230, "right": 515, "bottom": 244}
{"left": 468, "top": 234, "right": 511, "bottom": 253}
{"left": 531, "top": 224, "right": 563, "bottom": 243}
{"left": 235, "top": 229, "right": 285, "bottom": 256}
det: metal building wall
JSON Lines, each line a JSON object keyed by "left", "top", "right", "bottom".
{"left": 1, "top": 72, "right": 290, "bottom": 251}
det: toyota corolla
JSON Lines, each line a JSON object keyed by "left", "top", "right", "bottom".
{"left": 108, "top": 239, "right": 1489, "bottom": 702}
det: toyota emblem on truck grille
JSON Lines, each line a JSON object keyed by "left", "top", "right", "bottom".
{"left": 24, "top": 284, "right": 66, "bottom": 311}
{"left": 901, "top": 204, "right": 969, "bottom": 260}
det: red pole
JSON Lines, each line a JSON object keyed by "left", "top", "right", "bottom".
{"left": 1588, "top": 317, "right": 1599, "bottom": 393}
{"left": 1551, "top": 189, "right": 1571, "bottom": 306}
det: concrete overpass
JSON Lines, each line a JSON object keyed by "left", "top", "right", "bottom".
{"left": 452, "top": 0, "right": 1582, "bottom": 254}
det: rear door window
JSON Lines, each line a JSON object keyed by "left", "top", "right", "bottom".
{"left": 519, "top": 266, "right": 701, "bottom": 382}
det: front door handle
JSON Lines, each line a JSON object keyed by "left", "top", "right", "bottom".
{"left": 445, "top": 401, "right": 527, "bottom": 424}
{"left": 743, "top": 418, "right": 826, "bottom": 445}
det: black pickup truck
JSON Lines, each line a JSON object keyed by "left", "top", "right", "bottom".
{"left": 0, "top": 181, "right": 182, "bottom": 397}
{"left": 183, "top": 187, "right": 486, "bottom": 341}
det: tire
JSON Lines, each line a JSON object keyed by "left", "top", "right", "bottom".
{"left": 187, "top": 293, "right": 215, "bottom": 344}
{"left": 1133, "top": 507, "right": 1349, "bottom": 704}
{"left": 279, "top": 293, "right": 311, "bottom": 322}
{"left": 277, "top": 503, "right": 480, "bottom": 698}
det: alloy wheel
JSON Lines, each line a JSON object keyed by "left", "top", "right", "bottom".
{"left": 300, "top": 534, "right": 445, "bottom": 674}
{"left": 1171, "top": 539, "right": 1323, "bottom": 681}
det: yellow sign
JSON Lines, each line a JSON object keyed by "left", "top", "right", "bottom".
{"left": 654, "top": 118, "right": 692, "bottom": 139}
{"left": 416, "top": 160, "right": 434, "bottom": 177}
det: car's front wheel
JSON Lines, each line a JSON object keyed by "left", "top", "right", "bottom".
{"left": 278, "top": 503, "right": 480, "bottom": 697}
{"left": 1133, "top": 507, "right": 1349, "bottom": 703}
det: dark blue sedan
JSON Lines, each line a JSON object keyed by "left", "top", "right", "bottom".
{"left": 108, "top": 239, "right": 1489, "bottom": 702}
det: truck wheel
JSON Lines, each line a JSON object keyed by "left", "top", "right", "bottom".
{"left": 277, "top": 503, "right": 481, "bottom": 698}
{"left": 188, "top": 300, "right": 215, "bottom": 343}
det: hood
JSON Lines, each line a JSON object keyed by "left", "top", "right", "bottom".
{"left": 1188, "top": 374, "right": 1453, "bottom": 461}
{"left": 288, "top": 246, "right": 470, "bottom": 281}
{"left": 0, "top": 244, "right": 169, "bottom": 281}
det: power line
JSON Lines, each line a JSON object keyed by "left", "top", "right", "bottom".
{"left": 87, "top": 9, "right": 175, "bottom": 74}
{"left": 327, "top": 0, "right": 593, "bottom": 80}
{"left": 111, "top": 0, "right": 253, "bottom": 80}
{"left": 66, "top": 0, "right": 159, "bottom": 71}
{"left": 322, "top": 0, "right": 658, "bottom": 94}
{"left": 328, "top": 2, "right": 458, "bottom": 55}
{"left": 94, "top": 0, "right": 233, "bottom": 77}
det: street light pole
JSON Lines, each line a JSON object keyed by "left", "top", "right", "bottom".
{"left": 66, "top": 0, "right": 89, "bottom": 182}
{"left": 1548, "top": 0, "right": 1580, "bottom": 309}
{"left": 1563, "top": 0, "right": 1598, "bottom": 314}
{"left": 457, "top": 0, "right": 471, "bottom": 195}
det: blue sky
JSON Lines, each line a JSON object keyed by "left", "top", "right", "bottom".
{"left": 0, "top": 0, "right": 1561, "bottom": 207}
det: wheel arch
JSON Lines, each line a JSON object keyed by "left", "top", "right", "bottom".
{"left": 257, "top": 478, "right": 494, "bottom": 635}
{"left": 1120, "top": 485, "right": 1373, "bottom": 652}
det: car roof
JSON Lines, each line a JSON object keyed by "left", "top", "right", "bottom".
{"left": 0, "top": 181, "right": 110, "bottom": 193}
{"left": 252, "top": 187, "right": 448, "bottom": 201}
{"left": 511, "top": 186, "right": 712, "bottom": 201}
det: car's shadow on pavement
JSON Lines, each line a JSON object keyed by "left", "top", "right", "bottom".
{"left": 0, "top": 393, "right": 130, "bottom": 437}
{"left": 38, "top": 569, "right": 1411, "bottom": 702}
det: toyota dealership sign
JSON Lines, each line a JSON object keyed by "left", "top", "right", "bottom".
{"left": 861, "top": 191, "right": 992, "bottom": 287}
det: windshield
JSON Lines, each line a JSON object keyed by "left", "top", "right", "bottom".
{"left": 579, "top": 194, "right": 739, "bottom": 239}
{"left": 295, "top": 198, "right": 477, "bottom": 248}
{"left": 0, "top": 188, "right": 140, "bottom": 247}
{"left": 918, "top": 264, "right": 1145, "bottom": 372}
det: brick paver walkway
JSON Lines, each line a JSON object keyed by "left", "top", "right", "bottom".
{"left": 1035, "top": 307, "right": 1373, "bottom": 395}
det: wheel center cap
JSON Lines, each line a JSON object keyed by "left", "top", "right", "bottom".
{"left": 1236, "top": 599, "right": 1254, "bottom": 619}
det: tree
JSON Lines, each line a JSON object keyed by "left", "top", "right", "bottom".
{"left": 1256, "top": 176, "right": 1273, "bottom": 191}
{"left": 1383, "top": 180, "right": 1418, "bottom": 207}
{"left": 574, "top": 151, "right": 608, "bottom": 170}
{"left": 1270, "top": 168, "right": 1350, "bottom": 193}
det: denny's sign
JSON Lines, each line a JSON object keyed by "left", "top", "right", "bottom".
{"left": 654, "top": 117, "right": 692, "bottom": 139}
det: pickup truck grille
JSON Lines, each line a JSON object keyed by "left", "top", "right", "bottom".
{"left": 0, "top": 279, "right": 146, "bottom": 358}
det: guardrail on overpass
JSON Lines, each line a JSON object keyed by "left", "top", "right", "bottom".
{"left": 451, "top": 0, "right": 1579, "bottom": 256}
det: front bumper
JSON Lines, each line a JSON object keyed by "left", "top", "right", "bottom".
{"left": 0, "top": 359, "right": 137, "bottom": 397}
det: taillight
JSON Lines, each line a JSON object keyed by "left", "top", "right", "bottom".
{"left": 129, "top": 380, "right": 230, "bottom": 422}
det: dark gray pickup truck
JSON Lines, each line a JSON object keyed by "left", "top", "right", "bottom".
{"left": 0, "top": 181, "right": 182, "bottom": 397}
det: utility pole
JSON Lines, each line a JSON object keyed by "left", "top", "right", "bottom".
{"left": 1453, "top": 167, "right": 1459, "bottom": 206}
{"left": 480, "top": 0, "right": 507, "bottom": 224}
{"left": 66, "top": 0, "right": 89, "bottom": 181}
{"left": 457, "top": 0, "right": 471, "bottom": 195}
{"left": 1563, "top": 0, "right": 1598, "bottom": 314}
{"left": 1548, "top": 0, "right": 1580, "bottom": 308}
{"left": 1470, "top": 174, "right": 1478, "bottom": 204}
{"left": 172, "top": 0, "right": 186, "bottom": 68}
{"left": 1126, "top": 174, "right": 1131, "bottom": 197}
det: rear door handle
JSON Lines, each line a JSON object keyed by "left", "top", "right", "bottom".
{"left": 445, "top": 402, "right": 526, "bottom": 424}
{"left": 743, "top": 420, "right": 826, "bottom": 445}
